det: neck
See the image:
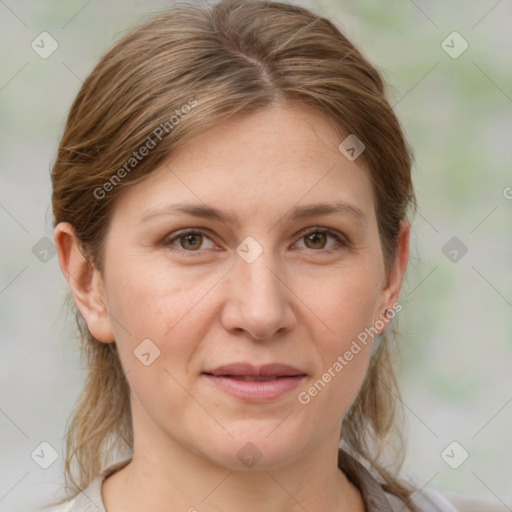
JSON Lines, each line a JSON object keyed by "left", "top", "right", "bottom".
{"left": 103, "top": 445, "right": 364, "bottom": 512}
{"left": 102, "top": 407, "right": 364, "bottom": 512}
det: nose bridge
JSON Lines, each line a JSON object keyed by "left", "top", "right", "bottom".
{"left": 221, "top": 243, "right": 294, "bottom": 339}
{"left": 240, "top": 252, "right": 280, "bottom": 305}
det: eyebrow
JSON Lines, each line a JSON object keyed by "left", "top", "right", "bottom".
{"left": 138, "top": 201, "right": 367, "bottom": 227}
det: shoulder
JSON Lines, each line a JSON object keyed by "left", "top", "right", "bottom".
{"left": 44, "top": 458, "right": 131, "bottom": 512}
{"left": 43, "top": 476, "right": 104, "bottom": 512}
{"left": 385, "top": 487, "right": 457, "bottom": 511}
{"left": 385, "top": 487, "right": 505, "bottom": 512}
{"left": 44, "top": 500, "right": 76, "bottom": 512}
{"left": 442, "top": 492, "right": 506, "bottom": 512}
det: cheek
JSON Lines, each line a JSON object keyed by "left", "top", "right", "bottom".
{"left": 294, "top": 267, "right": 380, "bottom": 412}
{"left": 102, "top": 264, "right": 217, "bottom": 421}
{"left": 296, "top": 332, "right": 372, "bottom": 436}
{"left": 298, "top": 264, "right": 382, "bottom": 347}
{"left": 103, "top": 258, "right": 219, "bottom": 368}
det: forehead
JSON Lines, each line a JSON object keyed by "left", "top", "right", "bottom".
{"left": 112, "top": 103, "right": 376, "bottom": 227}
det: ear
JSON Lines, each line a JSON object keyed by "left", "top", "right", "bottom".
{"left": 374, "top": 219, "right": 410, "bottom": 329}
{"left": 54, "top": 222, "right": 115, "bottom": 343}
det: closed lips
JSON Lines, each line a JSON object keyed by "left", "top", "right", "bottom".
{"left": 202, "top": 363, "right": 307, "bottom": 401}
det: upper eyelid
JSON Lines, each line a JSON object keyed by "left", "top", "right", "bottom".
{"left": 163, "top": 228, "right": 215, "bottom": 244}
{"left": 296, "top": 226, "right": 346, "bottom": 239}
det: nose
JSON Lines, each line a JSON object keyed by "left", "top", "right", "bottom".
{"left": 219, "top": 248, "right": 296, "bottom": 340}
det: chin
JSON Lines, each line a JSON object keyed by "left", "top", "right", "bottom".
{"left": 197, "top": 431, "right": 305, "bottom": 472}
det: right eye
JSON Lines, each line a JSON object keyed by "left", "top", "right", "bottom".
{"left": 163, "top": 229, "right": 217, "bottom": 253}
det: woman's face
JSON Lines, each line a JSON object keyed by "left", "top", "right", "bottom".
{"left": 84, "top": 103, "right": 408, "bottom": 470}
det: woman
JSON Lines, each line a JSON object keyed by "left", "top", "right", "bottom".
{"left": 46, "top": 1, "right": 479, "bottom": 510}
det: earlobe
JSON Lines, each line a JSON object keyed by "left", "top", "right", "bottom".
{"left": 54, "top": 222, "right": 115, "bottom": 343}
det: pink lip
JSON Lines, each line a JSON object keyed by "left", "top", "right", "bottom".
{"left": 202, "top": 363, "right": 306, "bottom": 402}
{"left": 205, "top": 363, "right": 305, "bottom": 377}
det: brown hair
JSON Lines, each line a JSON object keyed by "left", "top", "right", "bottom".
{"left": 49, "top": 0, "right": 417, "bottom": 508}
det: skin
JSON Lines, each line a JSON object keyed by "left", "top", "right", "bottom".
{"left": 55, "top": 102, "right": 409, "bottom": 512}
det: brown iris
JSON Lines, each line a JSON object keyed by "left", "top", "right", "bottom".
{"left": 304, "top": 232, "right": 327, "bottom": 250}
{"left": 179, "top": 233, "right": 203, "bottom": 250}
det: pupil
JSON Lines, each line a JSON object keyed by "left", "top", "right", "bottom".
{"left": 308, "top": 232, "right": 325, "bottom": 248}
{"left": 183, "top": 233, "right": 201, "bottom": 250}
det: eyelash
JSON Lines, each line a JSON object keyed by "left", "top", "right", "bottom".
{"left": 162, "top": 227, "right": 348, "bottom": 256}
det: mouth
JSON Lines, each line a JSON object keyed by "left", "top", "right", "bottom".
{"left": 204, "top": 375, "right": 296, "bottom": 381}
{"left": 202, "top": 363, "right": 307, "bottom": 402}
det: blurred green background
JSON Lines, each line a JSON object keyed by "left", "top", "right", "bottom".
{"left": 1, "top": 1, "right": 511, "bottom": 510}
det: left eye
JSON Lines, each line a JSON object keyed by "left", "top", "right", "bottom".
{"left": 294, "top": 228, "right": 346, "bottom": 253}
